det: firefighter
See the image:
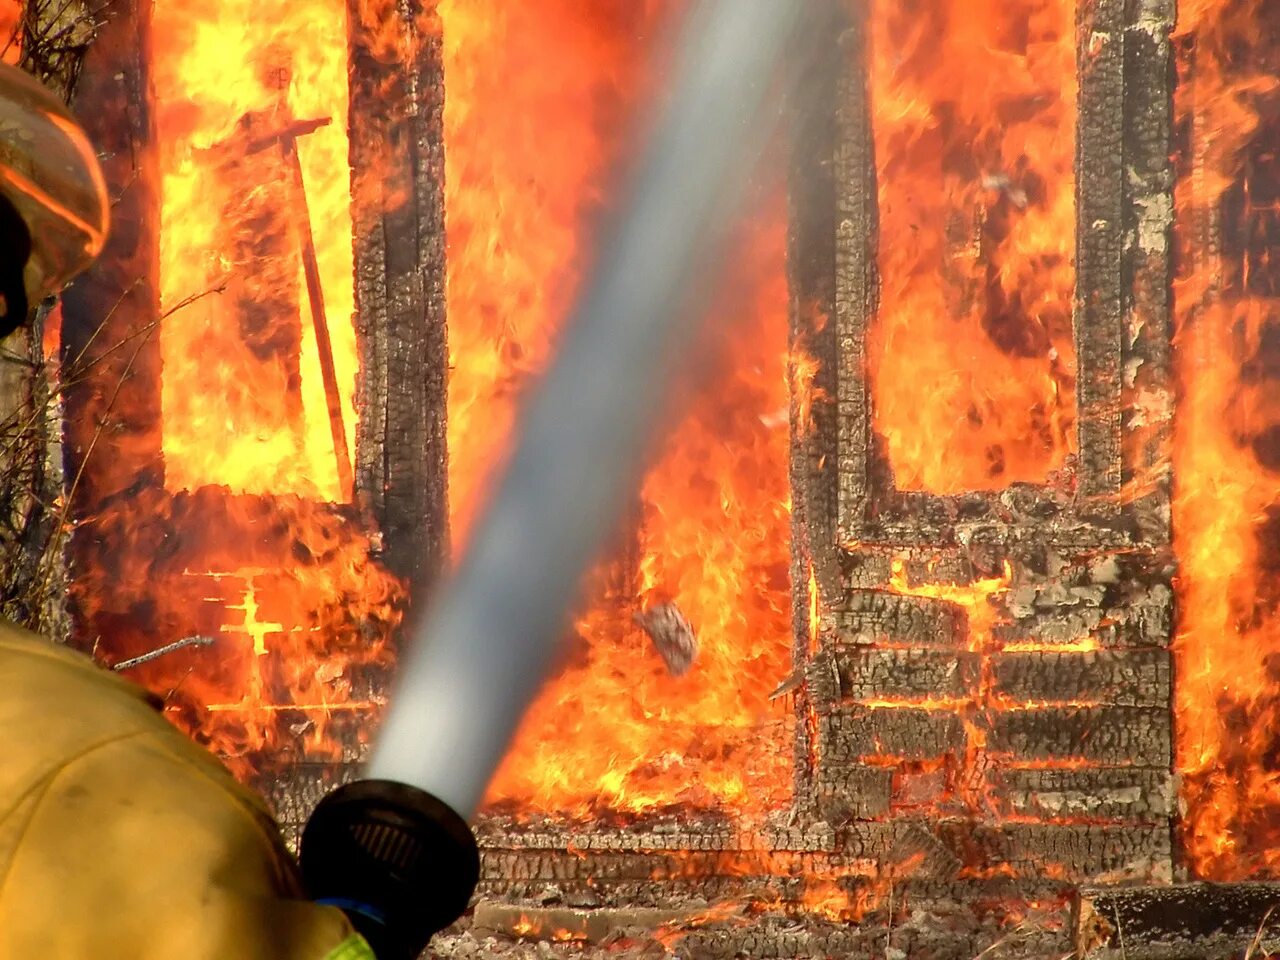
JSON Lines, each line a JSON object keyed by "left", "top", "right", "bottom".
{"left": 0, "top": 62, "right": 376, "bottom": 960}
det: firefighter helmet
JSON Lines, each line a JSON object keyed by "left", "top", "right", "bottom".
{"left": 0, "top": 62, "right": 108, "bottom": 317}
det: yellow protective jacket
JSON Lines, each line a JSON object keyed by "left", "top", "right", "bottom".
{"left": 0, "top": 620, "right": 373, "bottom": 959}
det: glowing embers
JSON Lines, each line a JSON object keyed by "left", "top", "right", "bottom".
{"left": 85, "top": 492, "right": 404, "bottom": 777}
{"left": 153, "top": 0, "right": 357, "bottom": 502}
{"left": 1174, "top": 0, "right": 1280, "bottom": 880}
{"left": 867, "top": 0, "right": 1078, "bottom": 493}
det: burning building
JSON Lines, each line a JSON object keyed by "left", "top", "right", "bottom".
{"left": 4, "top": 0, "right": 1280, "bottom": 955}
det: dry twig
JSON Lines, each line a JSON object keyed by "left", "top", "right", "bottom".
{"left": 1245, "top": 905, "right": 1279, "bottom": 960}
{"left": 112, "top": 635, "right": 216, "bottom": 672}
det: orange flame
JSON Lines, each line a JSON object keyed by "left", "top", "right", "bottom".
{"left": 1173, "top": 0, "right": 1280, "bottom": 879}
{"left": 439, "top": 0, "right": 794, "bottom": 816}
{"left": 88, "top": 0, "right": 406, "bottom": 773}
{"left": 154, "top": 0, "right": 357, "bottom": 502}
{"left": 868, "top": 0, "right": 1077, "bottom": 492}
{"left": 0, "top": 1, "right": 18, "bottom": 64}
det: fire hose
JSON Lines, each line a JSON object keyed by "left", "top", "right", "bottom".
{"left": 298, "top": 3, "right": 820, "bottom": 958}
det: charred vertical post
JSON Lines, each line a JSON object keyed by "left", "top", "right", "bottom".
{"left": 348, "top": 0, "right": 449, "bottom": 590}
{"left": 829, "top": 0, "right": 878, "bottom": 547}
{"left": 788, "top": 1, "right": 852, "bottom": 813}
{"left": 60, "top": 0, "right": 160, "bottom": 507}
{"left": 1074, "top": 0, "right": 1127, "bottom": 508}
{"left": 59, "top": 0, "right": 162, "bottom": 649}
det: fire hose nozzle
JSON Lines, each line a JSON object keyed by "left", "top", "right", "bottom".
{"left": 299, "top": 779, "right": 480, "bottom": 960}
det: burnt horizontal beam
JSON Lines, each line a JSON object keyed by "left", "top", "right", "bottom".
{"left": 1076, "top": 883, "right": 1280, "bottom": 960}
{"left": 833, "top": 820, "right": 1169, "bottom": 883}
{"left": 950, "top": 823, "right": 1171, "bottom": 883}
{"left": 990, "top": 767, "right": 1174, "bottom": 822}
{"left": 832, "top": 591, "right": 967, "bottom": 647}
{"left": 819, "top": 706, "right": 966, "bottom": 761}
{"left": 820, "top": 649, "right": 976, "bottom": 701}
{"left": 471, "top": 901, "right": 693, "bottom": 944}
{"left": 985, "top": 706, "right": 1171, "bottom": 766}
{"left": 990, "top": 649, "right": 1171, "bottom": 706}
{"left": 814, "top": 763, "right": 894, "bottom": 820}
{"left": 809, "top": 648, "right": 1170, "bottom": 707}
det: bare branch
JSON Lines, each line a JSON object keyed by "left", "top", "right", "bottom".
{"left": 112, "top": 635, "right": 216, "bottom": 672}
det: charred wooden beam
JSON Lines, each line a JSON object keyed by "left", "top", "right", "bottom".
{"left": 471, "top": 901, "right": 694, "bottom": 944}
{"left": 813, "top": 763, "right": 893, "bottom": 821}
{"left": 787, "top": 0, "right": 847, "bottom": 824}
{"left": 348, "top": 0, "right": 448, "bottom": 587}
{"left": 1120, "top": 1, "right": 1176, "bottom": 543}
{"left": 811, "top": 648, "right": 1171, "bottom": 708}
{"left": 1075, "top": 884, "right": 1280, "bottom": 960}
{"left": 59, "top": 0, "right": 162, "bottom": 656}
{"left": 819, "top": 706, "right": 965, "bottom": 761}
{"left": 819, "top": 648, "right": 978, "bottom": 702}
{"left": 950, "top": 822, "right": 1171, "bottom": 883}
{"left": 984, "top": 706, "right": 1171, "bottom": 766}
{"left": 833, "top": 591, "right": 967, "bottom": 648}
{"left": 61, "top": 0, "right": 161, "bottom": 511}
{"left": 1074, "top": 0, "right": 1128, "bottom": 508}
{"left": 989, "top": 767, "right": 1174, "bottom": 822}
{"left": 989, "top": 649, "right": 1172, "bottom": 707}
{"left": 828, "top": 0, "right": 877, "bottom": 544}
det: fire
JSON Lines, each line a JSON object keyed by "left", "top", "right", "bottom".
{"left": 153, "top": 0, "right": 357, "bottom": 502}
{"left": 1173, "top": 0, "right": 1280, "bottom": 879}
{"left": 887, "top": 559, "right": 1009, "bottom": 654}
{"left": 439, "top": 0, "right": 794, "bottom": 816}
{"left": 1, "top": 1, "right": 18, "bottom": 63}
{"left": 64, "top": 0, "right": 403, "bottom": 773}
{"left": 439, "top": 0, "right": 672, "bottom": 546}
{"left": 867, "top": 0, "right": 1077, "bottom": 492}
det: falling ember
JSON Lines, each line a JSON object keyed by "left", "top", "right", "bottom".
{"left": 867, "top": 0, "right": 1077, "bottom": 492}
{"left": 439, "top": 0, "right": 794, "bottom": 816}
{"left": 1173, "top": 0, "right": 1280, "bottom": 879}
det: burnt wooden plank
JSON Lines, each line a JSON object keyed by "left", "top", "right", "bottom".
{"left": 985, "top": 706, "right": 1170, "bottom": 766}
{"left": 477, "top": 849, "right": 846, "bottom": 885}
{"left": 1120, "top": 0, "right": 1176, "bottom": 545}
{"left": 471, "top": 902, "right": 695, "bottom": 943}
{"left": 830, "top": 3, "right": 877, "bottom": 543}
{"left": 990, "top": 649, "right": 1171, "bottom": 706}
{"left": 788, "top": 0, "right": 849, "bottom": 807}
{"left": 828, "top": 820, "right": 1169, "bottom": 884}
{"left": 1076, "top": 883, "right": 1280, "bottom": 960}
{"left": 947, "top": 822, "right": 1172, "bottom": 884}
{"left": 61, "top": 0, "right": 162, "bottom": 509}
{"left": 59, "top": 0, "right": 164, "bottom": 655}
{"left": 822, "top": 648, "right": 978, "bottom": 701}
{"left": 474, "top": 820, "right": 741, "bottom": 854}
{"left": 833, "top": 591, "right": 966, "bottom": 648}
{"left": 991, "top": 767, "right": 1173, "bottom": 821}
{"left": 788, "top": 0, "right": 844, "bottom": 563}
{"left": 348, "top": 0, "right": 448, "bottom": 587}
{"left": 819, "top": 706, "right": 965, "bottom": 761}
{"left": 1075, "top": 0, "right": 1127, "bottom": 506}
{"left": 994, "top": 587, "right": 1174, "bottom": 649}
{"left": 814, "top": 763, "right": 893, "bottom": 821}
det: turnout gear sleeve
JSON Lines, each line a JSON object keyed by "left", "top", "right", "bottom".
{"left": 0, "top": 620, "right": 374, "bottom": 960}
